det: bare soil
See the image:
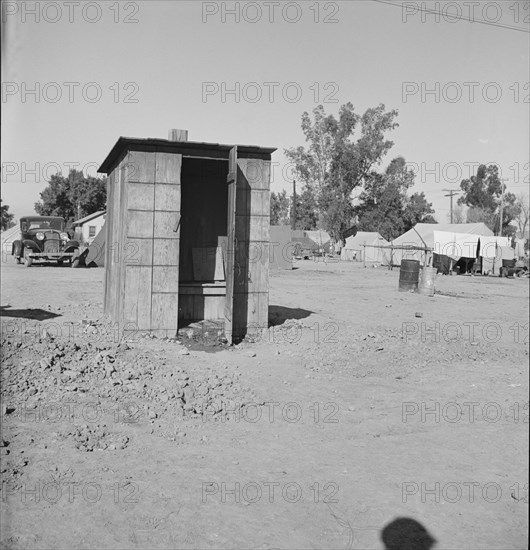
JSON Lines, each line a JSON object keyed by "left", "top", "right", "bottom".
{"left": 0, "top": 260, "right": 528, "bottom": 550}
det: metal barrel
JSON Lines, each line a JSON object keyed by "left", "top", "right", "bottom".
{"left": 418, "top": 266, "right": 437, "bottom": 297}
{"left": 398, "top": 259, "right": 420, "bottom": 292}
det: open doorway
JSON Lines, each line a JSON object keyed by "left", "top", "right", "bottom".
{"left": 178, "top": 157, "right": 229, "bottom": 326}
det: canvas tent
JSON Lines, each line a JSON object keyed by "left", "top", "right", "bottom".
{"left": 1, "top": 225, "right": 19, "bottom": 262}
{"left": 341, "top": 231, "right": 390, "bottom": 263}
{"left": 514, "top": 231, "right": 528, "bottom": 258}
{"left": 84, "top": 223, "right": 106, "bottom": 267}
{"left": 391, "top": 223, "right": 493, "bottom": 267}
{"left": 291, "top": 229, "right": 332, "bottom": 255}
{"left": 269, "top": 225, "right": 292, "bottom": 270}
{"left": 480, "top": 237, "right": 513, "bottom": 274}
{"left": 305, "top": 230, "right": 331, "bottom": 253}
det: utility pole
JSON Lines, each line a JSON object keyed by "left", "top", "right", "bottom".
{"left": 291, "top": 180, "right": 297, "bottom": 230}
{"left": 498, "top": 178, "right": 508, "bottom": 236}
{"left": 443, "top": 189, "right": 460, "bottom": 223}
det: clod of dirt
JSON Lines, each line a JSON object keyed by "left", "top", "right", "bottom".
{"left": 65, "top": 424, "right": 129, "bottom": 452}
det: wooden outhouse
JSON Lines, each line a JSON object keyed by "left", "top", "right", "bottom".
{"left": 97, "top": 130, "right": 276, "bottom": 343}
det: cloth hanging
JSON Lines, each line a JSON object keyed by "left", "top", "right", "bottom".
{"left": 479, "top": 236, "right": 510, "bottom": 259}
{"left": 433, "top": 231, "right": 479, "bottom": 261}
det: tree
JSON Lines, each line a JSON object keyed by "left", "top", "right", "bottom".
{"left": 458, "top": 164, "right": 517, "bottom": 235}
{"left": 450, "top": 204, "right": 466, "bottom": 224}
{"left": 513, "top": 193, "right": 530, "bottom": 238}
{"left": 466, "top": 199, "right": 518, "bottom": 236}
{"left": 285, "top": 103, "right": 399, "bottom": 243}
{"left": 355, "top": 171, "right": 405, "bottom": 240}
{"left": 466, "top": 206, "right": 496, "bottom": 230}
{"left": 293, "top": 186, "right": 319, "bottom": 230}
{"left": 499, "top": 192, "right": 519, "bottom": 237}
{"left": 34, "top": 169, "right": 107, "bottom": 223}
{"left": 403, "top": 192, "right": 436, "bottom": 228}
{"left": 270, "top": 190, "right": 290, "bottom": 225}
{"left": 354, "top": 157, "right": 436, "bottom": 240}
{"left": 1, "top": 200, "right": 15, "bottom": 230}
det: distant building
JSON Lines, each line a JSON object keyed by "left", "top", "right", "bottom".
{"left": 72, "top": 211, "right": 106, "bottom": 245}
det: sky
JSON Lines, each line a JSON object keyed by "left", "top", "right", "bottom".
{"left": 1, "top": 0, "right": 529, "bottom": 223}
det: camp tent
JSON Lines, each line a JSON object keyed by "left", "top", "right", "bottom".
{"left": 391, "top": 223, "right": 493, "bottom": 267}
{"left": 1, "top": 225, "right": 19, "bottom": 263}
{"left": 514, "top": 230, "right": 529, "bottom": 258}
{"left": 341, "top": 231, "right": 390, "bottom": 263}
{"left": 291, "top": 229, "right": 332, "bottom": 255}
{"left": 269, "top": 225, "right": 292, "bottom": 270}
{"left": 84, "top": 223, "right": 106, "bottom": 267}
{"left": 305, "top": 230, "right": 332, "bottom": 253}
{"left": 480, "top": 236, "right": 512, "bottom": 274}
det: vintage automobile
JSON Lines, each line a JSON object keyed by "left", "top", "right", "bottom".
{"left": 12, "top": 216, "right": 80, "bottom": 267}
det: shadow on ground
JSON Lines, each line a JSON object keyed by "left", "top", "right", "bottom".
{"left": 381, "top": 517, "right": 437, "bottom": 550}
{"left": 268, "top": 305, "right": 313, "bottom": 327}
{"left": 0, "top": 306, "right": 61, "bottom": 321}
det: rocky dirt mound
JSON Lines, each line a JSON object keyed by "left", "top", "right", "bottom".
{"left": 63, "top": 423, "right": 130, "bottom": 452}
{"left": 1, "top": 326, "right": 261, "bottom": 439}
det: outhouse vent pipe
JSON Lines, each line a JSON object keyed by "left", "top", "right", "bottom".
{"left": 168, "top": 129, "right": 188, "bottom": 142}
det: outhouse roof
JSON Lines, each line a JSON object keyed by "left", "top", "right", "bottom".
{"left": 72, "top": 211, "right": 106, "bottom": 226}
{"left": 98, "top": 137, "right": 277, "bottom": 174}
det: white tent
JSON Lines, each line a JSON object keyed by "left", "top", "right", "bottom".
{"left": 304, "top": 230, "right": 331, "bottom": 252}
{"left": 514, "top": 230, "right": 529, "bottom": 258}
{"left": 0, "top": 225, "right": 19, "bottom": 263}
{"left": 391, "top": 223, "right": 493, "bottom": 266}
{"left": 341, "top": 231, "right": 390, "bottom": 263}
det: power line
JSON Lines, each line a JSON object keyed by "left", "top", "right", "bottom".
{"left": 442, "top": 189, "right": 461, "bottom": 223}
{"left": 373, "top": 0, "right": 530, "bottom": 34}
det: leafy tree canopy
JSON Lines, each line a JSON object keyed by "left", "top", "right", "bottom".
{"left": 34, "top": 169, "right": 107, "bottom": 224}
{"left": 354, "top": 157, "right": 436, "bottom": 241}
{"left": 294, "top": 186, "right": 319, "bottom": 231}
{"left": 285, "top": 103, "right": 399, "bottom": 242}
{"left": 1, "top": 199, "right": 15, "bottom": 231}
{"left": 270, "top": 190, "right": 290, "bottom": 226}
{"left": 459, "top": 164, "right": 517, "bottom": 235}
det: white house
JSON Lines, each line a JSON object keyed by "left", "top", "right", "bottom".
{"left": 72, "top": 211, "right": 106, "bottom": 245}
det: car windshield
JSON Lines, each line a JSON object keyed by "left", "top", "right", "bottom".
{"left": 25, "top": 219, "right": 64, "bottom": 231}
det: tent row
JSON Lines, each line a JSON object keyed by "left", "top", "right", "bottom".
{"left": 341, "top": 231, "right": 390, "bottom": 263}
{"left": 59, "top": 223, "right": 520, "bottom": 276}
{"left": 389, "top": 222, "right": 515, "bottom": 274}
{"left": 339, "top": 223, "right": 519, "bottom": 275}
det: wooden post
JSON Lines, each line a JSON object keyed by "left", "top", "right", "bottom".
{"left": 168, "top": 129, "right": 188, "bottom": 142}
{"left": 291, "top": 180, "right": 297, "bottom": 230}
{"left": 363, "top": 242, "right": 366, "bottom": 268}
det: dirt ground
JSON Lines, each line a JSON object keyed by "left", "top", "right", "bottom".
{"left": 0, "top": 259, "right": 528, "bottom": 550}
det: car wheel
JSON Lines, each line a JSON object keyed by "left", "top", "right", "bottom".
{"left": 57, "top": 260, "right": 64, "bottom": 266}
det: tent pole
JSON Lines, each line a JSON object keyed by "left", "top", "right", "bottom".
{"left": 363, "top": 242, "right": 366, "bottom": 268}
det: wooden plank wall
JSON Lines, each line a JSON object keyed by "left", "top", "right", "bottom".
{"left": 151, "top": 151, "right": 181, "bottom": 334}
{"left": 104, "top": 154, "right": 128, "bottom": 321}
{"left": 179, "top": 293, "right": 225, "bottom": 323}
{"left": 233, "top": 158, "right": 270, "bottom": 340}
{"left": 103, "top": 170, "right": 114, "bottom": 314}
{"left": 105, "top": 149, "right": 181, "bottom": 336}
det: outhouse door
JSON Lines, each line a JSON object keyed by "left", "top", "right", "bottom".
{"left": 224, "top": 146, "right": 238, "bottom": 344}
